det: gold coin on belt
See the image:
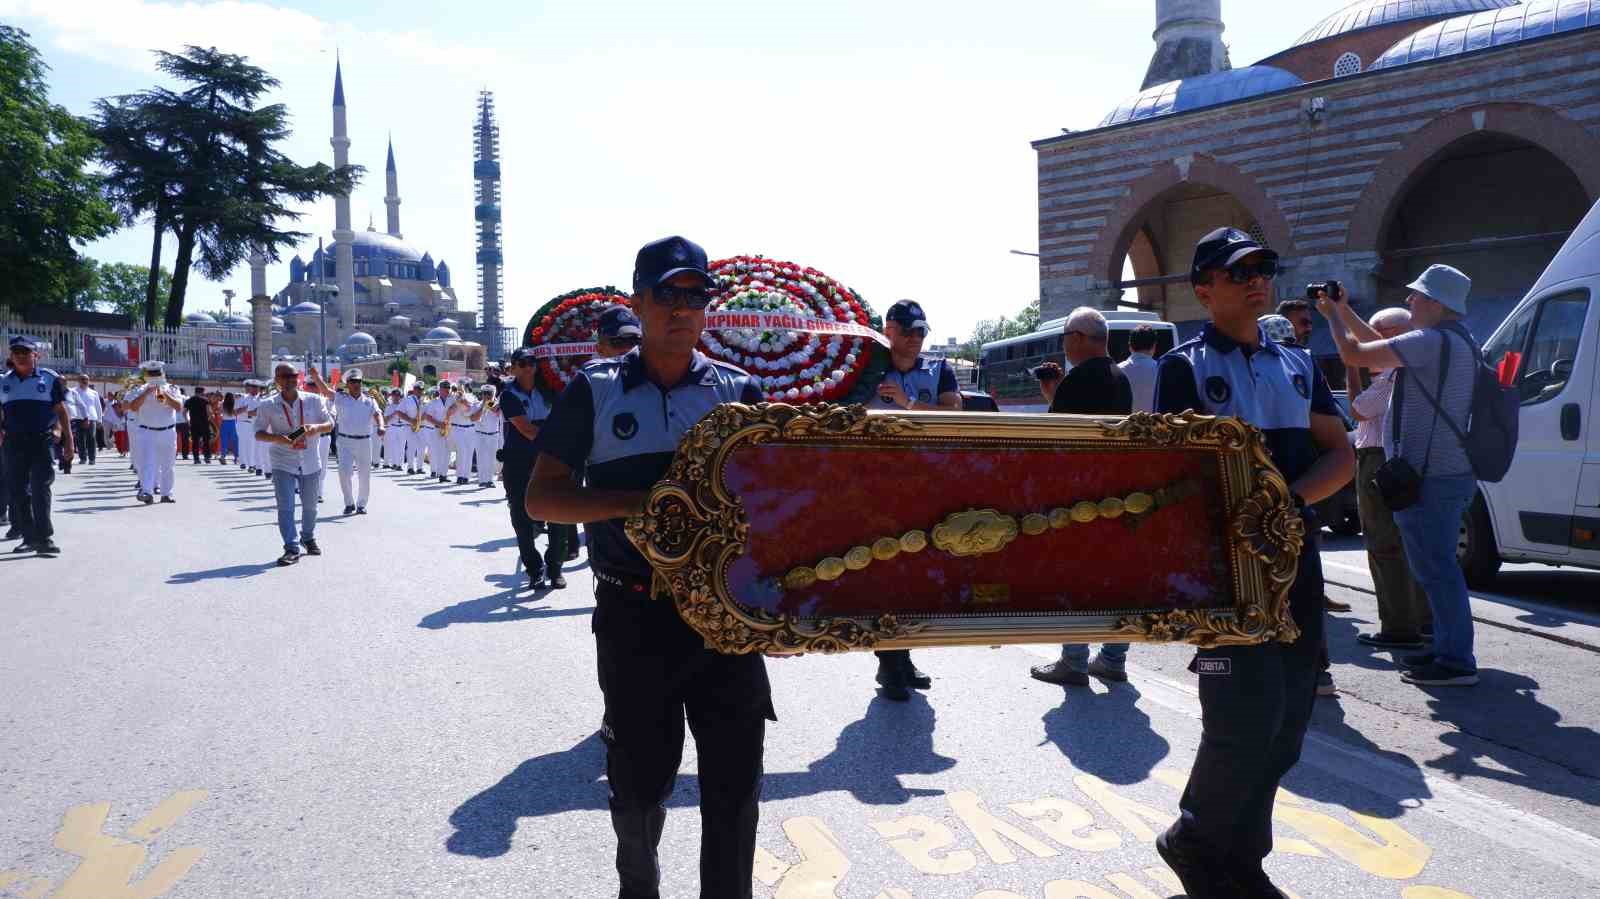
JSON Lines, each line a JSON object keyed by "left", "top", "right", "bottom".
{"left": 900, "top": 530, "right": 928, "bottom": 553}
{"left": 1021, "top": 513, "right": 1049, "bottom": 536}
{"left": 844, "top": 546, "right": 873, "bottom": 570}
{"left": 1049, "top": 507, "right": 1073, "bottom": 529}
{"left": 1124, "top": 492, "right": 1153, "bottom": 515}
{"left": 872, "top": 537, "right": 902, "bottom": 561}
{"left": 1071, "top": 501, "right": 1099, "bottom": 523}
{"left": 1099, "top": 497, "right": 1125, "bottom": 519}
{"left": 815, "top": 557, "right": 847, "bottom": 581}
{"left": 784, "top": 567, "right": 818, "bottom": 591}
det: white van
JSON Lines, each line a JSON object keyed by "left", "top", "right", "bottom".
{"left": 1459, "top": 198, "right": 1600, "bottom": 585}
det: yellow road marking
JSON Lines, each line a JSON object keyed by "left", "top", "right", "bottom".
{"left": 47, "top": 792, "right": 206, "bottom": 899}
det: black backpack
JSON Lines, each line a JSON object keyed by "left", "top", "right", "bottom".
{"left": 1401, "top": 323, "right": 1520, "bottom": 483}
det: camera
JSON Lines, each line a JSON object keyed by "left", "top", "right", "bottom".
{"left": 1306, "top": 280, "right": 1343, "bottom": 302}
{"left": 286, "top": 426, "right": 306, "bottom": 442}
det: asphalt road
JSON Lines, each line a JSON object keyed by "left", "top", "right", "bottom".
{"left": 3, "top": 458, "right": 1598, "bottom": 899}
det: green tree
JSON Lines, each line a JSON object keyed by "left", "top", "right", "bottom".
{"left": 0, "top": 26, "right": 118, "bottom": 313}
{"left": 70, "top": 260, "right": 175, "bottom": 319}
{"left": 385, "top": 358, "right": 412, "bottom": 377}
{"left": 957, "top": 297, "right": 1043, "bottom": 363}
{"left": 92, "top": 45, "right": 361, "bottom": 328}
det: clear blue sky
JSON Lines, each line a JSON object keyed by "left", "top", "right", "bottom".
{"left": 3, "top": 0, "right": 1353, "bottom": 340}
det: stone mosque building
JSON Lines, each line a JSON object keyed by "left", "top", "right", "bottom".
{"left": 244, "top": 59, "right": 488, "bottom": 377}
{"left": 1033, "top": 0, "right": 1600, "bottom": 369}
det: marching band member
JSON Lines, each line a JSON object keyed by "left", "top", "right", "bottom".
{"left": 383, "top": 388, "right": 407, "bottom": 470}
{"left": 403, "top": 383, "right": 427, "bottom": 475}
{"left": 127, "top": 360, "right": 182, "bottom": 505}
{"left": 527, "top": 236, "right": 771, "bottom": 898}
{"left": 448, "top": 383, "right": 477, "bottom": 485}
{"left": 322, "top": 370, "right": 384, "bottom": 515}
{"left": 469, "top": 384, "right": 501, "bottom": 489}
{"left": 420, "top": 383, "right": 452, "bottom": 483}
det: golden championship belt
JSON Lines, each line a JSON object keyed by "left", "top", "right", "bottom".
{"left": 626, "top": 405, "right": 1303, "bottom": 656}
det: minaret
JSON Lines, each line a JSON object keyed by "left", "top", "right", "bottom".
{"left": 329, "top": 54, "right": 356, "bottom": 341}
{"left": 473, "top": 90, "right": 505, "bottom": 359}
{"left": 249, "top": 247, "right": 272, "bottom": 379}
{"left": 1143, "top": 0, "right": 1229, "bottom": 90}
{"left": 384, "top": 136, "right": 402, "bottom": 239}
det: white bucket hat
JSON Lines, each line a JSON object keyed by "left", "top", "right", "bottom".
{"left": 1407, "top": 264, "right": 1471, "bottom": 316}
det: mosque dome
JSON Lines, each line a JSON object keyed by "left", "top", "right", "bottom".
{"left": 387, "top": 314, "right": 412, "bottom": 327}
{"left": 345, "top": 331, "right": 377, "bottom": 346}
{"left": 288, "top": 301, "right": 322, "bottom": 315}
{"left": 1374, "top": 0, "right": 1599, "bottom": 68}
{"left": 223, "top": 313, "right": 252, "bottom": 327}
{"left": 437, "top": 317, "right": 460, "bottom": 327}
{"left": 1101, "top": 66, "right": 1304, "bottom": 126}
{"left": 1292, "top": 0, "right": 1521, "bottom": 49}
{"left": 270, "top": 315, "right": 286, "bottom": 331}
{"left": 183, "top": 311, "right": 215, "bottom": 325}
{"left": 425, "top": 325, "right": 461, "bottom": 341}
{"left": 351, "top": 229, "right": 426, "bottom": 264}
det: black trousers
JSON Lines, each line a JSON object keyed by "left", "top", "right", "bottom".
{"left": 175, "top": 422, "right": 190, "bottom": 457}
{"left": 594, "top": 577, "right": 771, "bottom": 899}
{"left": 1172, "top": 534, "right": 1325, "bottom": 874}
{"left": 187, "top": 426, "right": 212, "bottom": 461}
{"left": 500, "top": 451, "right": 558, "bottom": 580}
{"left": 72, "top": 420, "right": 97, "bottom": 463}
{"left": 4, "top": 433, "right": 56, "bottom": 542}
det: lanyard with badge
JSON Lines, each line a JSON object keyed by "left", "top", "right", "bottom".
{"left": 282, "top": 397, "right": 307, "bottom": 442}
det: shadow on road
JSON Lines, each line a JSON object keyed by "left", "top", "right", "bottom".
{"left": 1041, "top": 682, "right": 1170, "bottom": 785}
{"left": 417, "top": 588, "right": 592, "bottom": 629}
{"left": 452, "top": 537, "right": 517, "bottom": 553}
{"left": 167, "top": 561, "right": 280, "bottom": 583}
{"left": 447, "top": 732, "right": 610, "bottom": 858}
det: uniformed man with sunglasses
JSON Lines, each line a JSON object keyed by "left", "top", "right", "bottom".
{"left": 1152, "top": 228, "right": 1354, "bottom": 899}
{"left": 872, "top": 299, "right": 962, "bottom": 701}
{"left": 528, "top": 236, "right": 771, "bottom": 899}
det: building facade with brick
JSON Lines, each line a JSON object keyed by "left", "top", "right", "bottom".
{"left": 1033, "top": 0, "right": 1600, "bottom": 363}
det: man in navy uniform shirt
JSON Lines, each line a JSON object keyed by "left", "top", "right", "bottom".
{"left": 1153, "top": 228, "right": 1354, "bottom": 898}
{"left": 498, "top": 345, "right": 564, "bottom": 590}
{"left": 0, "top": 336, "right": 73, "bottom": 555}
{"left": 528, "top": 236, "right": 770, "bottom": 899}
{"left": 872, "top": 299, "right": 962, "bottom": 701}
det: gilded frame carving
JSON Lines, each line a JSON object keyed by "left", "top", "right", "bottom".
{"left": 625, "top": 404, "right": 1303, "bottom": 656}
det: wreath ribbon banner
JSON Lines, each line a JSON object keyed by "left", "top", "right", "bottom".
{"left": 527, "top": 341, "right": 598, "bottom": 359}
{"left": 704, "top": 311, "right": 890, "bottom": 348}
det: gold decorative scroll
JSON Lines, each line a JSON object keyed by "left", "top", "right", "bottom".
{"left": 625, "top": 405, "right": 1304, "bottom": 656}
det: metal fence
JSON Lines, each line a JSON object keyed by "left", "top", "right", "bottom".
{"left": 1, "top": 307, "right": 257, "bottom": 382}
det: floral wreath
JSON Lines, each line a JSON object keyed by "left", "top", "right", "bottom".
{"left": 523, "top": 286, "right": 632, "bottom": 402}
{"left": 701, "top": 255, "right": 889, "bottom": 404}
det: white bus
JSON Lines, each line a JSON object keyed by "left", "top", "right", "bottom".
{"left": 978, "top": 310, "right": 1179, "bottom": 409}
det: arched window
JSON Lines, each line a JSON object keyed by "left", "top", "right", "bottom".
{"left": 1334, "top": 52, "right": 1362, "bottom": 78}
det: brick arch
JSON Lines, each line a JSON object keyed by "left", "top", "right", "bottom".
{"left": 1087, "top": 155, "right": 1294, "bottom": 287}
{"left": 1346, "top": 103, "right": 1600, "bottom": 253}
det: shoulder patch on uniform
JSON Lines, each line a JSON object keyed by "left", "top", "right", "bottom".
{"left": 612, "top": 411, "right": 638, "bottom": 440}
{"left": 1205, "top": 375, "right": 1232, "bottom": 404}
{"left": 1292, "top": 373, "right": 1309, "bottom": 399}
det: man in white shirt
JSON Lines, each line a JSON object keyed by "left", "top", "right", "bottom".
{"left": 447, "top": 383, "right": 477, "bottom": 485}
{"left": 1348, "top": 307, "right": 1430, "bottom": 651}
{"left": 256, "top": 362, "right": 334, "bottom": 565}
{"left": 127, "top": 361, "right": 183, "bottom": 504}
{"left": 237, "top": 381, "right": 261, "bottom": 475}
{"left": 469, "top": 384, "right": 502, "bottom": 488}
{"left": 1118, "top": 324, "right": 1160, "bottom": 413}
{"left": 400, "top": 384, "right": 426, "bottom": 474}
{"left": 381, "top": 388, "right": 405, "bottom": 470}
{"left": 420, "top": 383, "right": 453, "bottom": 482}
{"left": 68, "top": 375, "right": 103, "bottom": 467}
{"left": 319, "top": 369, "right": 384, "bottom": 515}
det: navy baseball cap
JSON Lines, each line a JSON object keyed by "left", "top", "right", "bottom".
{"left": 8, "top": 335, "right": 38, "bottom": 351}
{"left": 633, "top": 236, "right": 713, "bottom": 293}
{"left": 509, "top": 346, "right": 539, "bottom": 365}
{"left": 886, "top": 300, "right": 929, "bottom": 333}
{"left": 596, "top": 305, "right": 642, "bottom": 340}
{"left": 1190, "top": 227, "right": 1279, "bottom": 284}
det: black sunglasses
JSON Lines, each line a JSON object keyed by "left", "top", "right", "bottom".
{"left": 650, "top": 285, "right": 713, "bottom": 310}
{"left": 1223, "top": 258, "right": 1279, "bottom": 284}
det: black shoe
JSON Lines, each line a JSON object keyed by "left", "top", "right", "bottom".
{"left": 34, "top": 539, "right": 60, "bottom": 556}
{"left": 1156, "top": 826, "right": 1235, "bottom": 899}
{"left": 1398, "top": 652, "right": 1434, "bottom": 670}
{"left": 343, "top": 505, "right": 356, "bottom": 515}
{"left": 1402, "top": 662, "right": 1479, "bottom": 687}
{"left": 903, "top": 660, "right": 932, "bottom": 690}
{"left": 277, "top": 550, "right": 300, "bottom": 566}
{"left": 356, "top": 507, "right": 368, "bottom": 515}
{"left": 548, "top": 574, "right": 567, "bottom": 589}
{"left": 438, "top": 475, "right": 448, "bottom": 483}
{"left": 160, "top": 496, "right": 175, "bottom": 504}
{"left": 1029, "top": 660, "right": 1090, "bottom": 686}
{"left": 303, "top": 539, "right": 322, "bottom": 556}
{"left": 3, "top": 527, "right": 21, "bottom": 541}
{"left": 14, "top": 540, "right": 37, "bottom": 554}
{"left": 876, "top": 661, "right": 912, "bottom": 701}
{"left": 527, "top": 575, "right": 547, "bottom": 591}
{"left": 139, "top": 493, "right": 154, "bottom": 505}
{"left": 457, "top": 477, "right": 469, "bottom": 485}
{"left": 1357, "top": 632, "right": 1425, "bottom": 650}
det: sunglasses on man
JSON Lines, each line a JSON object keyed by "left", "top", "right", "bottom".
{"left": 649, "top": 284, "right": 713, "bottom": 310}
{"left": 1219, "top": 258, "right": 1279, "bottom": 284}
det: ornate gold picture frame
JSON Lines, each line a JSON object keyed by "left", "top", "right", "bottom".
{"left": 626, "top": 404, "right": 1303, "bottom": 656}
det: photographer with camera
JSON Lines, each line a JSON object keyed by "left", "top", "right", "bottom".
{"left": 256, "top": 362, "right": 335, "bottom": 566}
{"left": 1319, "top": 265, "right": 1480, "bottom": 687}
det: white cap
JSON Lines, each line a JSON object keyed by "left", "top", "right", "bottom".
{"left": 139, "top": 360, "right": 165, "bottom": 373}
{"left": 342, "top": 368, "right": 363, "bottom": 383}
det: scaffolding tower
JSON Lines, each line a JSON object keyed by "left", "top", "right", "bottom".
{"left": 473, "top": 90, "right": 505, "bottom": 360}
